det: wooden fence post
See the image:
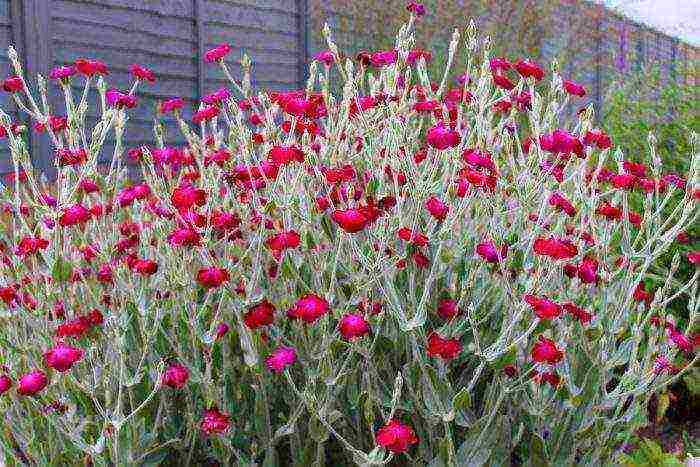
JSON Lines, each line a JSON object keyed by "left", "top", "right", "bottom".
{"left": 297, "top": 0, "right": 309, "bottom": 88}
{"left": 12, "top": 0, "right": 52, "bottom": 176}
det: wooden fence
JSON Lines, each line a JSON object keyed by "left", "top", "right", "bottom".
{"left": 0, "top": 0, "right": 696, "bottom": 177}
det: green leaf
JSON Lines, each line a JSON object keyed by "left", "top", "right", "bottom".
{"left": 51, "top": 257, "right": 73, "bottom": 282}
{"left": 452, "top": 387, "right": 471, "bottom": 411}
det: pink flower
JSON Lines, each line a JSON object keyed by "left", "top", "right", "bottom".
{"left": 548, "top": 192, "right": 576, "bottom": 217}
{"left": 489, "top": 57, "right": 512, "bottom": 74}
{"left": 563, "top": 79, "right": 586, "bottom": 97}
{"left": 266, "top": 346, "right": 297, "bottom": 373}
{"left": 314, "top": 50, "right": 336, "bottom": 66}
{"left": 50, "top": 66, "right": 76, "bottom": 80}
{"left": 376, "top": 419, "right": 418, "bottom": 453}
{"left": 288, "top": 294, "right": 330, "bottom": 324}
{"left": 202, "top": 87, "right": 232, "bottom": 106}
{"left": 200, "top": 407, "right": 231, "bottom": 435}
{"left": 59, "top": 204, "right": 92, "bottom": 227}
{"left": 406, "top": 1, "right": 426, "bottom": 16}
{"left": 476, "top": 241, "right": 507, "bottom": 263}
{"left": 106, "top": 89, "right": 137, "bottom": 109}
{"left": 0, "top": 375, "right": 11, "bottom": 395}
{"left": 17, "top": 370, "right": 48, "bottom": 396}
{"left": 44, "top": 343, "right": 84, "bottom": 372}
{"left": 160, "top": 97, "right": 184, "bottom": 114}
{"left": 688, "top": 251, "right": 700, "bottom": 265}
{"left": 577, "top": 257, "right": 599, "bottom": 284}
{"left": 425, "top": 196, "right": 448, "bottom": 220}
{"left": 204, "top": 43, "right": 232, "bottom": 63}
{"left": 426, "top": 122, "right": 460, "bottom": 150}
{"left": 338, "top": 313, "right": 371, "bottom": 340}
{"left": 531, "top": 335, "right": 564, "bottom": 364}
{"left": 162, "top": 363, "right": 189, "bottom": 389}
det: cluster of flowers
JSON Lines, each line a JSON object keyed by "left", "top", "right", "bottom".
{"left": 0, "top": 1, "right": 697, "bottom": 464}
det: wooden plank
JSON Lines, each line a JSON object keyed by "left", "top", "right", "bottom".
{"left": 204, "top": 0, "right": 298, "bottom": 34}
{"left": 52, "top": 2, "right": 196, "bottom": 39}
{"left": 53, "top": 0, "right": 194, "bottom": 19}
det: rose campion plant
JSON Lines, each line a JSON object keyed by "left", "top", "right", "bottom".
{"left": 0, "top": 5, "right": 697, "bottom": 466}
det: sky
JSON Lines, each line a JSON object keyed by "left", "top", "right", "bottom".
{"left": 602, "top": 0, "right": 700, "bottom": 46}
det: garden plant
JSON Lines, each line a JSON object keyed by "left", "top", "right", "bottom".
{"left": 0, "top": 2, "right": 698, "bottom": 465}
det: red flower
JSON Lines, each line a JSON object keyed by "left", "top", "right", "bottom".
{"left": 533, "top": 237, "right": 578, "bottom": 260}
{"left": 15, "top": 236, "right": 49, "bottom": 257}
{"left": 167, "top": 227, "right": 201, "bottom": 247}
{"left": 577, "top": 257, "right": 599, "bottom": 284}
{"left": 338, "top": 313, "right": 371, "bottom": 340}
{"left": 476, "top": 240, "right": 507, "bottom": 263}
{"left": 492, "top": 73, "right": 515, "bottom": 90}
{"left": 59, "top": 204, "right": 92, "bottom": 227}
{"left": 75, "top": 58, "right": 108, "bottom": 76}
{"left": 17, "top": 370, "right": 48, "bottom": 396}
{"left": 531, "top": 335, "right": 564, "bottom": 364}
{"left": 171, "top": 184, "right": 206, "bottom": 211}
{"left": 462, "top": 148, "right": 495, "bottom": 172}
{"left": 193, "top": 105, "right": 220, "bottom": 124}
{"left": 200, "top": 408, "right": 231, "bottom": 435}
{"left": 268, "top": 145, "right": 305, "bottom": 165}
{"left": 204, "top": 43, "right": 232, "bottom": 63}
{"left": 633, "top": 282, "right": 653, "bottom": 304}
{"left": 131, "top": 259, "right": 158, "bottom": 276}
{"left": 537, "top": 371, "right": 561, "bottom": 388}
{"left": 623, "top": 160, "right": 647, "bottom": 178}
{"left": 563, "top": 79, "right": 586, "bottom": 97}
{"left": 548, "top": 192, "right": 576, "bottom": 217}
{"left": 426, "top": 122, "right": 460, "bottom": 150}
{"left": 562, "top": 303, "right": 593, "bottom": 325}
{"left": 130, "top": 64, "right": 156, "bottom": 83}
{"left": 196, "top": 267, "right": 230, "bottom": 289}
{"left": 265, "top": 346, "right": 297, "bottom": 373}
{"left": 397, "top": 227, "right": 429, "bottom": 247}
{"left": 244, "top": 300, "right": 276, "bottom": 329}
{"left": 288, "top": 294, "right": 329, "bottom": 324}
{"left": 426, "top": 332, "right": 462, "bottom": 360}
{"left": 376, "top": 419, "right": 418, "bottom": 453}
{"left": 162, "top": 363, "right": 189, "bottom": 389}
{"left": 43, "top": 343, "right": 84, "bottom": 372}
{"left": 583, "top": 129, "right": 611, "bottom": 150}
{"left": 266, "top": 230, "right": 301, "bottom": 253}
{"left": 106, "top": 89, "right": 137, "bottom": 108}
{"left": 2, "top": 75, "right": 24, "bottom": 93}
{"left": 56, "top": 148, "right": 88, "bottom": 167}
{"left": 331, "top": 209, "right": 369, "bottom": 233}
{"left": 425, "top": 196, "right": 448, "bottom": 220}
{"left": 437, "top": 299, "right": 460, "bottom": 320}
{"left": 524, "top": 294, "right": 562, "bottom": 320}
{"left": 514, "top": 59, "right": 544, "bottom": 81}
{"left": 596, "top": 202, "right": 622, "bottom": 221}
